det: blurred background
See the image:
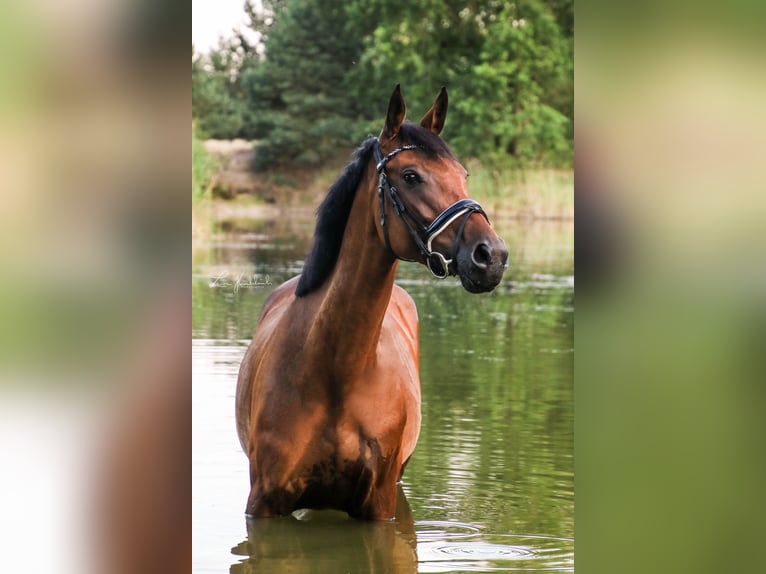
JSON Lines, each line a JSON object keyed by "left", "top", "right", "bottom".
{"left": 576, "top": 1, "right": 766, "bottom": 573}
{"left": 0, "top": 0, "right": 188, "bottom": 573}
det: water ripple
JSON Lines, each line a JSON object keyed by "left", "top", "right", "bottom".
{"left": 417, "top": 532, "right": 573, "bottom": 572}
{"left": 416, "top": 520, "right": 482, "bottom": 540}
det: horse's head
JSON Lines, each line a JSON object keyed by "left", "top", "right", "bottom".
{"left": 374, "top": 85, "right": 509, "bottom": 293}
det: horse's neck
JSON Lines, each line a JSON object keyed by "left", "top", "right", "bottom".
{"left": 308, "top": 177, "right": 398, "bottom": 380}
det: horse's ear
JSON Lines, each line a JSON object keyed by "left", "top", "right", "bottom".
{"left": 420, "top": 86, "right": 448, "bottom": 135}
{"left": 381, "top": 84, "right": 406, "bottom": 141}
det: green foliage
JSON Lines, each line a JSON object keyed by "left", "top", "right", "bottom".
{"left": 191, "top": 0, "right": 573, "bottom": 169}
{"left": 192, "top": 125, "right": 217, "bottom": 201}
{"left": 192, "top": 42, "right": 247, "bottom": 139}
{"left": 245, "top": 0, "right": 368, "bottom": 169}
{"left": 454, "top": 0, "right": 573, "bottom": 165}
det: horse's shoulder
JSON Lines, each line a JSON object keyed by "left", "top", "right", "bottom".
{"left": 386, "top": 285, "right": 419, "bottom": 348}
{"left": 257, "top": 276, "right": 300, "bottom": 322}
{"left": 390, "top": 284, "right": 418, "bottom": 321}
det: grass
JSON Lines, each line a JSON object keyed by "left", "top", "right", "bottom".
{"left": 192, "top": 134, "right": 573, "bottom": 220}
{"left": 192, "top": 128, "right": 220, "bottom": 203}
{"left": 303, "top": 157, "right": 573, "bottom": 220}
{"left": 192, "top": 127, "right": 223, "bottom": 242}
{"left": 465, "top": 160, "right": 574, "bottom": 220}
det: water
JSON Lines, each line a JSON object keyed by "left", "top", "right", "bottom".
{"left": 192, "top": 207, "right": 573, "bottom": 572}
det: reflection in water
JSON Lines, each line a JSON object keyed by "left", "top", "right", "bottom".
{"left": 228, "top": 485, "right": 574, "bottom": 573}
{"left": 415, "top": 530, "right": 574, "bottom": 572}
{"left": 192, "top": 210, "right": 573, "bottom": 573}
{"left": 231, "top": 485, "right": 418, "bottom": 574}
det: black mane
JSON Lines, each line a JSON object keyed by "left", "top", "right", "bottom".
{"left": 295, "top": 136, "right": 378, "bottom": 297}
{"left": 294, "top": 124, "right": 455, "bottom": 297}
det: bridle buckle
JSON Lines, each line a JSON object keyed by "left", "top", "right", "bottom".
{"left": 426, "top": 252, "right": 451, "bottom": 279}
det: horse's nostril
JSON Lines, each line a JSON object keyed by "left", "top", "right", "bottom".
{"left": 472, "top": 243, "right": 492, "bottom": 268}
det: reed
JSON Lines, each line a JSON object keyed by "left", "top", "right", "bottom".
{"left": 193, "top": 137, "right": 573, "bottom": 221}
{"left": 465, "top": 161, "right": 574, "bottom": 220}
{"left": 192, "top": 128, "right": 219, "bottom": 203}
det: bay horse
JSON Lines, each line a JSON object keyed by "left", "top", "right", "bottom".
{"left": 235, "top": 85, "right": 508, "bottom": 520}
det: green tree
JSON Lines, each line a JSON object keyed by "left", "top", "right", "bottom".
{"left": 455, "top": 0, "right": 573, "bottom": 165}
{"left": 192, "top": 41, "right": 248, "bottom": 139}
{"left": 191, "top": 0, "right": 277, "bottom": 140}
{"left": 345, "top": 0, "right": 572, "bottom": 165}
{"left": 245, "top": 0, "right": 368, "bottom": 170}
{"left": 344, "top": 0, "right": 490, "bottom": 137}
{"left": 191, "top": 0, "right": 573, "bottom": 168}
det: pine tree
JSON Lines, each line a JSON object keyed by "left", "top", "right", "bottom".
{"left": 192, "top": 0, "right": 574, "bottom": 169}
{"left": 246, "top": 0, "right": 367, "bottom": 170}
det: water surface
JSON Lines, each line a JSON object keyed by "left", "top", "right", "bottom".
{"left": 192, "top": 209, "right": 573, "bottom": 572}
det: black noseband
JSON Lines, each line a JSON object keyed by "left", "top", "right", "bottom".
{"left": 373, "top": 141, "right": 489, "bottom": 279}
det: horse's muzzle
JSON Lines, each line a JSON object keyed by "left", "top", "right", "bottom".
{"left": 456, "top": 237, "right": 509, "bottom": 293}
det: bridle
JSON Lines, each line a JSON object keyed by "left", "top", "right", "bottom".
{"left": 373, "top": 140, "right": 489, "bottom": 279}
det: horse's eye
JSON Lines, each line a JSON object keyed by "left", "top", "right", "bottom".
{"left": 402, "top": 171, "right": 421, "bottom": 186}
